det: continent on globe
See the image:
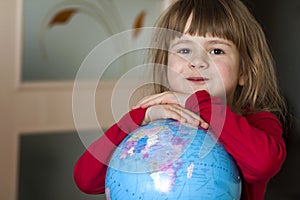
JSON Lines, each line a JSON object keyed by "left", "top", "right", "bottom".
{"left": 105, "top": 119, "right": 241, "bottom": 200}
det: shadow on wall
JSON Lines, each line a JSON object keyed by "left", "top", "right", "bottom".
{"left": 244, "top": 0, "right": 300, "bottom": 199}
{"left": 265, "top": 119, "right": 300, "bottom": 200}
{"left": 247, "top": 0, "right": 300, "bottom": 120}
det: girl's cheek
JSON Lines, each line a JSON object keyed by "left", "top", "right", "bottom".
{"left": 168, "top": 57, "right": 186, "bottom": 74}
{"left": 168, "top": 64, "right": 183, "bottom": 75}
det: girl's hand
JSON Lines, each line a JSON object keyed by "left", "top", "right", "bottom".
{"left": 134, "top": 91, "right": 189, "bottom": 109}
{"left": 142, "top": 104, "right": 209, "bottom": 128}
{"left": 136, "top": 91, "right": 209, "bottom": 129}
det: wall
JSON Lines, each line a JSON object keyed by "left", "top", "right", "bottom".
{"left": 0, "top": 0, "right": 17, "bottom": 199}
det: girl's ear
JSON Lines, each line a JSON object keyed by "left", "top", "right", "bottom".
{"left": 238, "top": 74, "right": 245, "bottom": 86}
{"left": 238, "top": 62, "right": 245, "bottom": 86}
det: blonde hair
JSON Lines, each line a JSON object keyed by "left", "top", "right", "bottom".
{"left": 148, "top": 0, "right": 288, "bottom": 129}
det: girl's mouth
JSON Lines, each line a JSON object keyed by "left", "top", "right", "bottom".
{"left": 186, "top": 77, "right": 208, "bottom": 82}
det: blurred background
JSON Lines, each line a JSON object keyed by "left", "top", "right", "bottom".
{"left": 246, "top": 0, "right": 300, "bottom": 199}
{"left": 0, "top": 0, "right": 299, "bottom": 199}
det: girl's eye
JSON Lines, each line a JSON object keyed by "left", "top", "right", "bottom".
{"left": 178, "top": 48, "right": 191, "bottom": 54}
{"left": 210, "top": 49, "right": 224, "bottom": 55}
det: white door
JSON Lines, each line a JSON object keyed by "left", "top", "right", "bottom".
{"left": 0, "top": 0, "right": 113, "bottom": 199}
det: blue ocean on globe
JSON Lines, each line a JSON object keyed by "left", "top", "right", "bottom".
{"left": 105, "top": 119, "right": 241, "bottom": 200}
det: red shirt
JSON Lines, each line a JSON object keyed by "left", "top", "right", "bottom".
{"left": 74, "top": 90, "right": 286, "bottom": 200}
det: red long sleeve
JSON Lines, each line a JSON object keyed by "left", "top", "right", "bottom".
{"left": 185, "top": 90, "right": 286, "bottom": 200}
{"left": 74, "top": 90, "right": 286, "bottom": 200}
{"left": 73, "top": 107, "right": 147, "bottom": 194}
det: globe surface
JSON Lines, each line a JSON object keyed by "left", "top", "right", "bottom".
{"left": 105, "top": 119, "right": 241, "bottom": 200}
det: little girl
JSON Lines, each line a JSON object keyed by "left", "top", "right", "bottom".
{"left": 74, "top": 0, "right": 288, "bottom": 199}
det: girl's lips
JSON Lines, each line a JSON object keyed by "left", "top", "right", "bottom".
{"left": 186, "top": 77, "right": 209, "bottom": 82}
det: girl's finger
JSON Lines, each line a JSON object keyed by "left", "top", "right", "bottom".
{"left": 142, "top": 102, "right": 209, "bottom": 129}
{"left": 168, "top": 104, "right": 209, "bottom": 129}
{"left": 134, "top": 92, "right": 176, "bottom": 109}
{"left": 183, "top": 107, "right": 209, "bottom": 129}
{"left": 134, "top": 93, "right": 163, "bottom": 108}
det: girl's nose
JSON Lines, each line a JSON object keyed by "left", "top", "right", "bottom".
{"left": 189, "top": 54, "right": 209, "bottom": 69}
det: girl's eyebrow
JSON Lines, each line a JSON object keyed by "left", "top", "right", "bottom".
{"left": 169, "top": 39, "right": 194, "bottom": 48}
{"left": 207, "top": 39, "right": 233, "bottom": 47}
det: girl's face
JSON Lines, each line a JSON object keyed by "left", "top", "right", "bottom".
{"left": 167, "top": 34, "right": 244, "bottom": 105}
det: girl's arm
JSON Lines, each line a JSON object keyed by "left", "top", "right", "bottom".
{"left": 74, "top": 92, "right": 204, "bottom": 194}
{"left": 185, "top": 90, "right": 286, "bottom": 183}
{"left": 73, "top": 107, "right": 147, "bottom": 194}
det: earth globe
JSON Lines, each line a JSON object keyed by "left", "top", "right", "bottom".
{"left": 105, "top": 119, "right": 241, "bottom": 200}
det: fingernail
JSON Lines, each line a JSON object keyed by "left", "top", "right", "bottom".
{"left": 202, "top": 123, "right": 209, "bottom": 129}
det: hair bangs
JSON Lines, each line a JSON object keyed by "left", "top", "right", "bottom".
{"left": 164, "top": 0, "right": 240, "bottom": 46}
